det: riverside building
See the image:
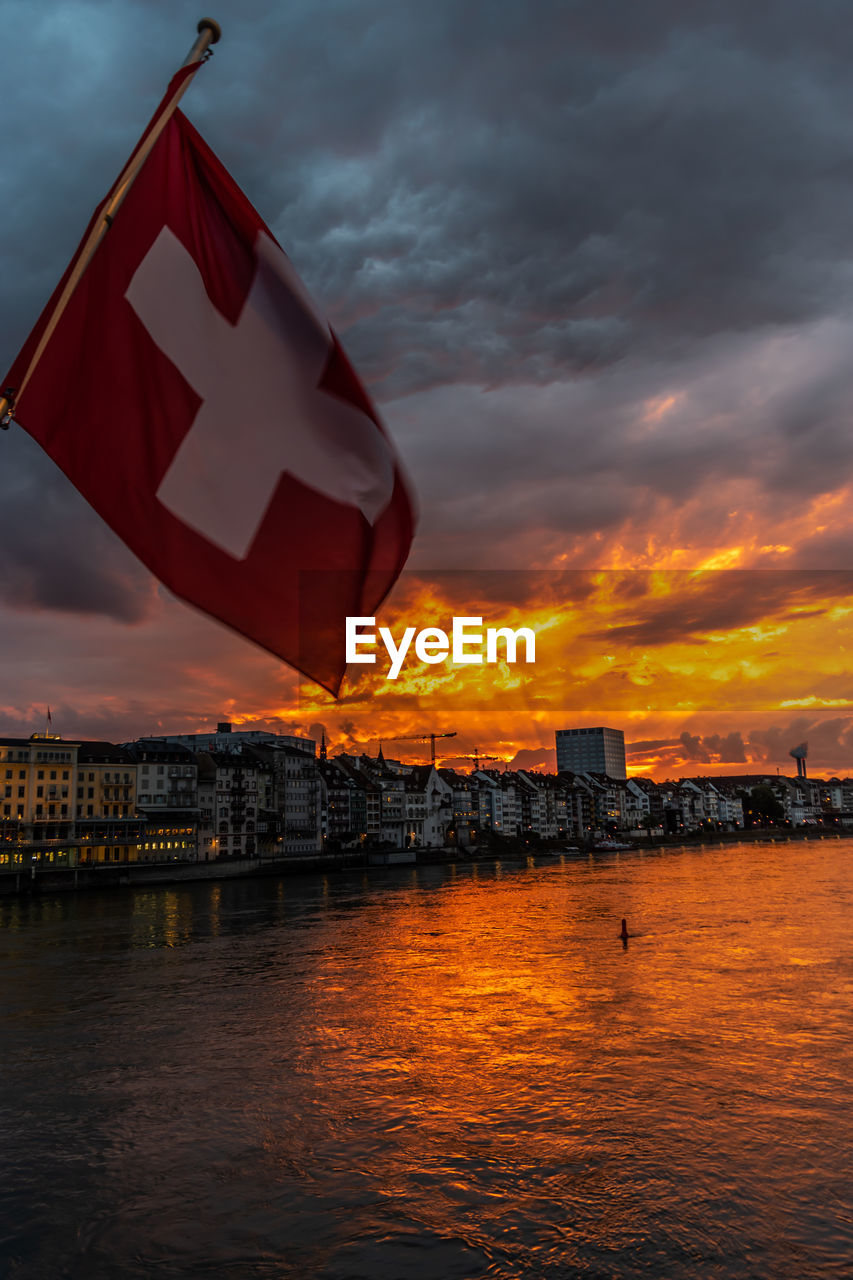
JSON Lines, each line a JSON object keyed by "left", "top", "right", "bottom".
{"left": 555, "top": 727, "right": 627, "bottom": 780}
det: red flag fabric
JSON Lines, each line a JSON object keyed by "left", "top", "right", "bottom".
{"left": 4, "top": 99, "right": 415, "bottom": 695}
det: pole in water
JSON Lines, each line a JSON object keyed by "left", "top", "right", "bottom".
{"left": 620, "top": 918, "right": 629, "bottom": 941}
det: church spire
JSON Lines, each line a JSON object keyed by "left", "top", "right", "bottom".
{"left": 320, "top": 730, "right": 327, "bottom": 762}
{"left": 377, "top": 740, "right": 385, "bottom": 765}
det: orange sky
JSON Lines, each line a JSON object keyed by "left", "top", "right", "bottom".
{"left": 5, "top": 466, "right": 853, "bottom": 781}
{"left": 247, "top": 559, "right": 853, "bottom": 780}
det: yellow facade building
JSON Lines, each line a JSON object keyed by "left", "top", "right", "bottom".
{"left": 0, "top": 735, "right": 144, "bottom": 867}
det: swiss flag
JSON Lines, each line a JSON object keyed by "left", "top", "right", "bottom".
{"left": 4, "top": 75, "right": 415, "bottom": 695}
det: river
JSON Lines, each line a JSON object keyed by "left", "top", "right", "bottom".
{"left": 1, "top": 839, "right": 851, "bottom": 1278}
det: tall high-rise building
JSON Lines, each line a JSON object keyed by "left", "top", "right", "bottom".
{"left": 555, "top": 726, "right": 626, "bottom": 780}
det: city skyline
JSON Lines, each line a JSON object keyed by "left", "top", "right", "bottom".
{"left": 3, "top": 722, "right": 845, "bottom": 877}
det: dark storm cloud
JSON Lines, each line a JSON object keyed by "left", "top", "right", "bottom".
{"left": 11, "top": 0, "right": 853, "bottom": 396}
{"left": 627, "top": 737, "right": 679, "bottom": 753}
{"left": 248, "top": 0, "right": 853, "bottom": 401}
{"left": 389, "top": 326, "right": 853, "bottom": 567}
{"left": 679, "top": 730, "right": 748, "bottom": 764}
{"left": 5, "top": 0, "right": 853, "bottom": 632}
{"left": 0, "top": 432, "right": 155, "bottom": 621}
{"left": 747, "top": 716, "right": 853, "bottom": 771}
{"left": 509, "top": 747, "right": 556, "bottom": 772}
{"left": 583, "top": 571, "right": 853, "bottom": 647}
{"left": 659, "top": 720, "right": 853, "bottom": 774}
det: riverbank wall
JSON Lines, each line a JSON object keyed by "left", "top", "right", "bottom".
{"left": 0, "top": 826, "right": 846, "bottom": 897}
{"left": 0, "top": 852, "right": 366, "bottom": 897}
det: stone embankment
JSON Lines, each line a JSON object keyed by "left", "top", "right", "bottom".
{"left": 0, "top": 826, "right": 846, "bottom": 897}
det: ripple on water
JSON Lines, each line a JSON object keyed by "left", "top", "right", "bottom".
{"left": 0, "top": 840, "right": 852, "bottom": 1278}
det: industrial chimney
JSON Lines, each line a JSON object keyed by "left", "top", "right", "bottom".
{"left": 789, "top": 742, "right": 808, "bottom": 778}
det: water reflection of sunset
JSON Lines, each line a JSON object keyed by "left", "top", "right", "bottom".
{"left": 222, "top": 847, "right": 852, "bottom": 1275}
{"left": 2, "top": 835, "right": 848, "bottom": 1274}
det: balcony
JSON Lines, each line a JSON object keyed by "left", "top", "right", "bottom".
{"left": 165, "top": 792, "right": 197, "bottom": 807}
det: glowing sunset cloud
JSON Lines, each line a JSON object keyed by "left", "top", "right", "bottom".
{"left": 256, "top": 568, "right": 853, "bottom": 779}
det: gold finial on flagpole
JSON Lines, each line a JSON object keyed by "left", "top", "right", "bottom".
{"left": 183, "top": 18, "right": 222, "bottom": 67}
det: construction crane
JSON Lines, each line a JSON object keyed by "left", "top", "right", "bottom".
{"left": 459, "top": 748, "right": 502, "bottom": 771}
{"left": 383, "top": 731, "right": 457, "bottom": 764}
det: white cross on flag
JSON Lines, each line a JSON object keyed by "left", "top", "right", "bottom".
{"left": 4, "top": 97, "right": 415, "bottom": 695}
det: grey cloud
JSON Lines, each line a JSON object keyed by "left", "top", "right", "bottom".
{"left": 509, "top": 747, "right": 557, "bottom": 772}
{"left": 747, "top": 716, "right": 853, "bottom": 772}
{"left": 8, "top": 1, "right": 853, "bottom": 406}
{"left": 252, "top": 3, "right": 853, "bottom": 404}
{"left": 649, "top": 730, "right": 747, "bottom": 767}
{"left": 673, "top": 719, "right": 853, "bottom": 774}
{"left": 679, "top": 731, "right": 710, "bottom": 762}
{"left": 627, "top": 737, "right": 679, "bottom": 752}
{"left": 582, "top": 571, "right": 853, "bottom": 647}
{"left": 690, "top": 731, "right": 749, "bottom": 764}
{"left": 0, "top": 432, "right": 155, "bottom": 622}
{"left": 4, "top": 0, "right": 853, "bottom": 636}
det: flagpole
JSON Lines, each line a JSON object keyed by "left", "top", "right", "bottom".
{"left": 0, "top": 18, "right": 221, "bottom": 429}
